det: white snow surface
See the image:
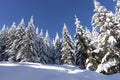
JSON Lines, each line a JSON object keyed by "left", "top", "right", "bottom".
{"left": 96, "top": 60, "right": 117, "bottom": 73}
{"left": 0, "top": 62, "right": 119, "bottom": 80}
{"left": 108, "top": 36, "right": 117, "bottom": 46}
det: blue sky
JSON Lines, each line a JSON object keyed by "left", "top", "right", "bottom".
{"left": 0, "top": 0, "right": 116, "bottom": 38}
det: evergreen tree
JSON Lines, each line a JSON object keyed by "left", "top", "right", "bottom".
{"left": 74, "top": 16, "right": 89, "bottom": 69}
{"left": 15, "top": 19, "right": 26, "bottom": 62}
{"left": 114, "top": 0, "right": 120, "bottom": 50}
{"left": 44, "top": 30, "right": 52, "bottom": 48}
{"left": 44, "top": 30, "right": 54, "bottom": 64}
{"left": 54, "top": 33, "right": 61, "bottom": 64}
{"left": 17, "top": 17, "right": 39, "bottom": 62}
{"left": 38, "top": 29, "right": 49, "bottom": 64}
{"left": 5, "top": 23, "right": 17, "bottom": 61}
{"left": 61, "top": 23, "right": 75, "bottom": 65}
{"left": 92, "top": 0, "right": 120, "bottom": 74}
{"left": 6, "top": 19, "right": 26, "bottom": 62}
{"left": 88, "top": 0, "right": 112, "bottom": 71}
{"left": 0, "top": 25, "right": 8, "bottom": 61}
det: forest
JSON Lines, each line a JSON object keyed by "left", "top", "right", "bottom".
{"left": 0, "top": 0, "right": 120, "bottom": 75}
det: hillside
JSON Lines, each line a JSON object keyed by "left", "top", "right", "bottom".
{"left": 0, "top": 62, "right": 119, "bottom": 80}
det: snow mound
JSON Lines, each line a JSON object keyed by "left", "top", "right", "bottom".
{"left": 96, "top": 61, "right": 117, "bottom": 73}
{"left": 0, "top": 62, "right": 119, "bottom": 80}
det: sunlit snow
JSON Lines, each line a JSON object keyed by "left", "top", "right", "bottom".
{"left": 0, "top": 62, "right": 120, "bottom": 80}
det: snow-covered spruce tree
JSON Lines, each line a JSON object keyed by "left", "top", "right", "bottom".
{"left": 87, "top": 0, "right": 113, "bottom": 71}
{"left": 44, "top": 30, "right": 54, "bottom": 64}
{"left": 99, "top": 0, "right": 120, "bottom": 74}
{"left": 51, "top": 39, "right": 56, "bottom": 64}
{"left": 92, "top": 0, "right": 120, "bottom": 74}
{"left": 4, "top": 23, "right": 17, "bottom": 61}
{"left": 14, "top": 19, "right": 26, "bottom": 62}
{"left": 74, "top": 16, "right": 90, "bottom": 69}
{"left": 0, "top": 25, "right": 8, "bottom": 61}
{"left": 37, "top": 29, "right": 49, "bottom": 64}
{"left": 7, "top": 19, "right": 25, "bottom": 62}
{"left": 61, "top": 23, "right": 75, "bottom": 65}
{"left": 114, "top": 1, "right": 120, "bottom": 72}
{"left": 17, "top": 17, "right": 39, "bottom": 62}
{"left": 114, "top": 0, "right": 120, "bottom": 51}
{"left": 54, "top": 33, "right": 62, "bottom": 65}
{"left": 34, "top": 27, "right": 40, "bottom": 62}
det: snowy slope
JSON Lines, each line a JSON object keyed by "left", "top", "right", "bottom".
{"left": 0, "top": 62, "right": 119, "bottom": 80}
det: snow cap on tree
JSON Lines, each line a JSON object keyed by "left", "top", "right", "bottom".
{"left": 36, "top": 27, "right": 39, "bottom": 35}
{"left": 93, "top": 0, "right": 100, "bottom": 11}
{"left": 9, "top": 22, "right": 16, "bottom": 33}
{"left": 75, "top": 15, "right": 83, "bottom": 35}
{"left": 11, "top": 22, "right": 16, "bottom": 28}
{"left": 54, "top": 32, "right": 60, "bottom": 47}
{"left": 18, "top": 18, "right": 25, "bottom": 28}
{"left": 18, "top": 18, "right": 25, "bottom": 29}
{"left": 55, "top": 33, "right": 60, "bottom": 42}
{"left": 75, "top": 15, "right": 80, "bottom": 26}
{"left": 63, "top": 23, "right": 68, "bottom": 34}
{"left": 25, "top": 16, "right": 36, "bottom": 35}
{"left": 1, "top": 25, "right": 6, "bottom": 31}
{"left": 0, "top": 25, "right": 8, "bottom": 38}
{"left": 40, "top": 29, "right": 44, "bottom": 38}
{"left": 45, "top": 30, "right": 49, "bottom": 38}
{"left": 116, "top": 0, "right": 120, "bottom": 15}
{"left": 44, "top": 30, "right": 52, "bottom": 47}
{"left": 62, "top": 23, "right": 68, "bottom": 40}
{"left": 93, "top": 0, "right": 107, "bottom": 12}
{"left": 30, "top": 16, "right": 34, "bottom": 24}
{"left": 27, "top": 16, "right": 35, "bottom": 30}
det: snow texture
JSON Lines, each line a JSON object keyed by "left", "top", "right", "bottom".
{"left": 96, "top": 60, "right": 117, "bottom": 73}
{"left": 108, "top": 36, "right": 117, "bottom": 46}
{"left": 0, "top": 62, "right": 120, "bottom": 80}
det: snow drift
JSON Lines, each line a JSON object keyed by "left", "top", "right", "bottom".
{"left": 0, "top": 62, "right": 120, "bottom": 80}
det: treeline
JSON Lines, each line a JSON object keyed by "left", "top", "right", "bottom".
{"left": 0, "top": 0, "right": 120, "bottom": 75}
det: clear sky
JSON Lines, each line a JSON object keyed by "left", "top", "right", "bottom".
{"left": 0, "top": 0, "right": 116, "bottom": 38}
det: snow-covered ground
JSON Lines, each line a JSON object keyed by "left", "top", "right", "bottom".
{"left": 0, "top": 62, "right": 119, "bottom": 80}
